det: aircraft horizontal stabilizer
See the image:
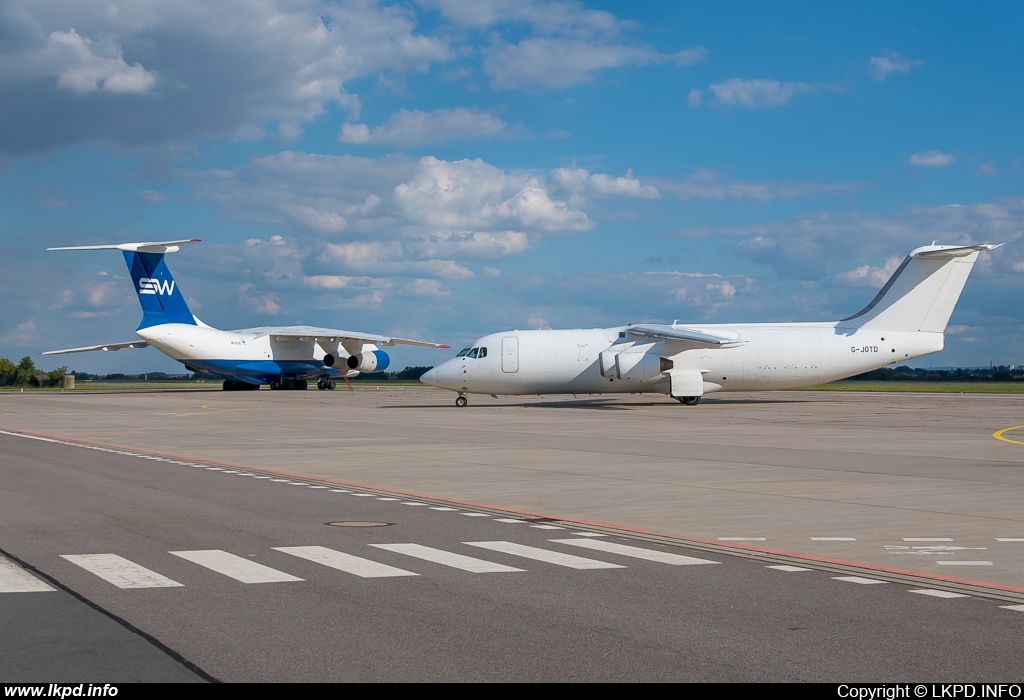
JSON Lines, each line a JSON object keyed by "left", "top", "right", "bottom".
{"left": 628, "top": 324, "right": 745, "bottom": 348}
{"left": 912, "top": 243, "right": 1005, "bottom": 259}
{"left": 41, "top": 341, "right": 150, "bottom": 355}
{"left": 47, "top": 239, "right": 201, "bottom": 254}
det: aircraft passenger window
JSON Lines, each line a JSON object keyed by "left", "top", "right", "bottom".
{"left": 456, "top": 348, "right": 471, "bottom": 357}
{"left": 479, "top": 347, "right": 487, "bottom": 358}
{"left": 467, "top": 348, "right": 479, "bottom": 359}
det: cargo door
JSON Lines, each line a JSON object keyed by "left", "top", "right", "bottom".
{"left": 501, "top": 336, "right": 519, "bottom": 373}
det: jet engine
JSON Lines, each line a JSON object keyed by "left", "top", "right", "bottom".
{"left": 615, "top": 347, "right": 671, "bottom": 381}
{"left": 346, "top": 349, "right": 390, "bottom": 372}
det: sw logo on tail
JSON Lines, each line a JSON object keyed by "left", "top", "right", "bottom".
{"left": 138, "top": 278, "right": 175, "bottom": 296}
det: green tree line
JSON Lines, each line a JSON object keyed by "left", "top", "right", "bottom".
{"left": 0, "top": 356, "right": 68, "bottom": 388}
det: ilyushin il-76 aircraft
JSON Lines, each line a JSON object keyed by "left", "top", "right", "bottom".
{"left": 422, "top": 242, "right": 1003, "bottom": 407}
{"left": 42, "top": 239, "right": 449, "bottom": 390}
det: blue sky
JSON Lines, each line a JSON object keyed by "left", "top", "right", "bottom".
{"left": 2, "top": 0, "right": 1022, "bottom": 373}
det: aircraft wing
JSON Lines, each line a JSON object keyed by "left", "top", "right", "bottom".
{"left": 253, "top": 326, "right": 449, "bottom": 348}
{"left": 41, "top": 341, "right": 150, "bottom": 356}
{"left": 627, "top": 324, "right": 745, "bottom": 348}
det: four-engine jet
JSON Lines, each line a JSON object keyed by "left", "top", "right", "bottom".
{"left": 43, "top": 239, "right": 449, "bottom": 390}
{"left": 422, "top": 243, "right": 1003, "bottom": 406}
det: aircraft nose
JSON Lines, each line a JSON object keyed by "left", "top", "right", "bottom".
{"left": 420, "top": 366, "right": 440, "bottom": 386}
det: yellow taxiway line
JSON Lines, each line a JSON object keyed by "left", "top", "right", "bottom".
{"left": 993, "top": 425, "right": 1024, "bottom": 445}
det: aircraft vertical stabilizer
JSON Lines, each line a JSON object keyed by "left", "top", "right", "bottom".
{"left": 841, "top": 243, "right": 1002, "bottom": 333}
{"left": 47, "top": 239, "right": 201, "bottom": 330}
{"left": 123, "top": 251, "right": 197, "bottom": 329}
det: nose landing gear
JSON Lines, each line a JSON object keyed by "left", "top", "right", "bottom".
{"left": 455, "top": 394, "right": 468, "bottom": 407}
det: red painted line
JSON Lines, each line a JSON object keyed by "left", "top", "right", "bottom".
{"left": 4, "top": 425, "right": 1024, "bottom": 595}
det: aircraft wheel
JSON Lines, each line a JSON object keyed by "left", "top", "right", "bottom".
{"left": 328, "top": 381, "right": 336, "bottom": 390}
{"left": 455, "top": 395, "right": 468, "bottom": 407}
{"left": 270, "top": 380, "right": 281, "bottom": 390}
{"left": 678, "top": 396, "right": 701, "bottom": 406}
{"left": 296, "top": 380, "right": 308, "bottom": 391}
{"left": 223, "top": 380, "right": 235, "bottom": 391}
{"left": 317, "top": 380, "right": 328, "bottom": 390}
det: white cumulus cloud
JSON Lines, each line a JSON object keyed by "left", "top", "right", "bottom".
{"left": 909, "top": 150, "right": 956, "bottom": 167}
{"left": 339, "top": 108, "right": 508, "bottom": 146}
{"left": 869, "top": 50, "right": 924, "bottom": 81}
{"left": 707, "top": 78, "right": 824, "bottom": 108}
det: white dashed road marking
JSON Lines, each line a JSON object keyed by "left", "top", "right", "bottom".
{"left": 170, "top": 550, "right": 303, "bottom": 583}
{"left": 811, "top": 537, "right": 856, "bottom": 541}
{"left": 465, "top": 541, "right": 625, "bottom": 570}
{"left": 833, "top": 576, "right": 886, "bottom": 585}
{"left": 903, "top": 538, "right": 953, "bottom": 542}
{"left": 996, "top": 538, "right": 1024, "bottom": 542}
{"left": 909, "top": 589, "right": 970, "bottom": 599}
{"left": 369, "top": 544, "right": 525, "bottom": 573}
{"left": 766, "top": 565, "right": 811, "bottom": 572}
{"left": 550, "top": 539, "right": 718, "bottom": 566}
{"left": 1001, "top": 605, "right": 1024, "bottom": 612}
{"left": 0, "top": 556, "right": 55, "bottom": 593}
{"left": 937, "top": 561, "right": 993, "bottom": 566}
{"left": 718, "top": 537, "right": 766, "bottom": 541}
{"left": 274, "top": 546, "right": 418, "bottom": 578}
{"left": 460, "top": 513, "right": 490, "bottom": 517}
{"left": 61, "top": 554, "right": 183, "bottom": 589}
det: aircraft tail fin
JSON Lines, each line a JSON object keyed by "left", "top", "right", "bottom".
{"left": 841, "top": 243, "right": 1003, "bottom": 332}
{"left": 48, "top": 239, "right": 201, "bottom": 330}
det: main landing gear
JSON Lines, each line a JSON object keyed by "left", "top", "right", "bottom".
{"left": 455, "top": 394, "right": 468, "bottom": 407}
{"left": 222, "top": 380, "right": 260, "bottom": 391}
{"left": 317, "top": 379, "right": 337, "bottom": 391}
{"left": 677, "top": 396, "right": 701, "bottom": 406}
{"left": 270, "top": 378, "right": 308, "bottom": 391}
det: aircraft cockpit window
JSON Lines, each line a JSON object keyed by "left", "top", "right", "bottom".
{"left": 467, "top": 348, "right": 479, "bottom": 359}
{"left": 456, "top": 348, "right": 471, "bottom": 357}
{"left": 479, "top": 347, "right": 487, "bottom": 358}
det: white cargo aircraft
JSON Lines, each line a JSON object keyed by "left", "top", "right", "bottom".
{"left": 422, "top": 243, "right": 1003, "bottom": 406}
{"left": 42, "top": 239, "right": 449, "bottom": 390}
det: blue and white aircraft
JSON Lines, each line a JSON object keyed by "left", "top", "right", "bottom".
{"left": 422, "top": 242, "right": 1003, "bottom": 406}
{"left": 42, "top": 239, "right": 449, "bottom": 390}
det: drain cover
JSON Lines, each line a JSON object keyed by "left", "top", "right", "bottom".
{"left": 326, "top": 521, "right": 394, "bottom": 527}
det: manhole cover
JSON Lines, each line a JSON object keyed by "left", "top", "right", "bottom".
{"left": 326, "top": 521, "right": 394, "bottom": 527}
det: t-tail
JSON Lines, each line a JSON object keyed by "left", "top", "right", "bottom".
{"left": 48, "top": 239, "right": 201, "bottom": 330}
{"left": 840, "top": 243, "right": 1004, "bottom": 333}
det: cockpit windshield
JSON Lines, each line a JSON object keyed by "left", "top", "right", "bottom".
{"left": 456, "top": 348, "right": 471, "bottom": 357}
{"left": 467, "top": 348, "right": 479, "bottom": 359}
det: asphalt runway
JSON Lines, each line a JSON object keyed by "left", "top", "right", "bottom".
{"left": 1, "top": 388, "right": 1023, "bottom": 680}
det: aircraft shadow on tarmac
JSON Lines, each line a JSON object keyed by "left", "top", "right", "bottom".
{"left": 379, "top": 396, "right": 806, "bottom": 410}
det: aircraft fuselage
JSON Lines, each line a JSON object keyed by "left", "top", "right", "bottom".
{"left": 423, "top": 324, "right": 943, "bottom": 396}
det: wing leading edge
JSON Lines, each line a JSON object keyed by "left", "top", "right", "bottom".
{"left": 258, "top": 326, "right": 449, "bottom": 348}
{"left": 627, "top": 324, "right": 745, "bottom": 348}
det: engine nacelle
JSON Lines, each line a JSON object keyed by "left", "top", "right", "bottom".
{"left": 599, "top": 349, "right": 619, "bottom": 378}
{"left": 615, "top": 347, "right": 670, "bottom": 381}
{"left": 346, "top": 349, "right": 390, "bottom": 373}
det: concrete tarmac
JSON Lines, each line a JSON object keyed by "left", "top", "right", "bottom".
{"left": 3, "top": 434, "right": 1023, "bottom": 681}
{"left": 2, "top": 387, "right": 1023, "bottom": 590}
